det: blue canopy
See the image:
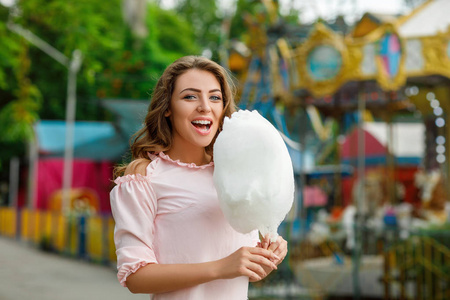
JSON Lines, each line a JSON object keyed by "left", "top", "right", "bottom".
{"left": 35, "top": 120, "right": 128, "bottom": 161}
{"left": 101, "top": 99, "right": 148, "bottom": 138}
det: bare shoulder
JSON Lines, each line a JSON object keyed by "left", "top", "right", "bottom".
{"left": 124, "top": 158, "right": 151, "bottom": 176}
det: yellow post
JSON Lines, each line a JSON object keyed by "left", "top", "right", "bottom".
{"left": 0, "top": 207, "right": 4, "bottom": 234}
{"left": 416, "top": 237, "right": 423, "bottom": 299}
{"left": 383, "top": 251, "right": 390, "bottom": 299}
{"left": 8, "top": 208, "right": 17, "bottom": 237}
{"left": 107, "top": 217, "right": 116, "bottom": 262}
{"left": 425, "top": 241, "right": 432, "bottom": 299}
{"left": 87, "top": 216, "right": 103, "bottom": 262}
{"left": 21, "top": 209, "right": 29, "bottom": 241}
{"left": 53, "top": 212, "right": 67, "bottom": 252}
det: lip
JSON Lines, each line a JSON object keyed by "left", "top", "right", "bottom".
{"left": 191, "top": 117, "right": 213, "bottom": 136}
{"left": 192, "top": 117, "right": 213, "bottom": 123}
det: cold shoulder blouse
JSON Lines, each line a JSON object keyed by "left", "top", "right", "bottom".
{"left": 110, "top": 152, "right": 258, "bottom": 299}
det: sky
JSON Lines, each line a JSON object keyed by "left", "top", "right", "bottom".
{"left": 281, "top": 0, "right": 410, "bottom": 23}
{"left": 159, "top": 0, "right": 412, "bottom": 24}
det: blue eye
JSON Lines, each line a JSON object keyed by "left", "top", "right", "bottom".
{"left": 184, "top": 95, "right": 197, "bottom": 100}
{"left": 210, "top": 95, "right": 222, "bottom": 101}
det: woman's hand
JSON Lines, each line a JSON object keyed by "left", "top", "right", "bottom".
{"left": 251, "top": 234, "right": 288, "bottom": 282}
{"left": 216, "top": 246, "right": 279, "bottom": 282}
{"left": 258, "top": 234, "right": 288, "bottom": 266}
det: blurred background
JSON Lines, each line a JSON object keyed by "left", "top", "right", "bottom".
{"left": 1, "top": 0, "right": 450, "bottom": 299}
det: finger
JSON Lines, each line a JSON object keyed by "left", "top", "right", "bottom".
{"left": 272, "top": 240, "right": 285, "bottom": 254}
{"left": 250, "top": 247, "right": 280, "bottom": 261}
{"left": 242, "top": 268, "right": 262, "bottom": 282}
{"left": 268, "top": 241, "right": 279, "bottom": 252}
{"left": 249, "top": 253, "right": 278, "bottom": 270}
{"left": 274, "top": 247, "right": 288, "bottom": 263}
{"left": 247, "top": 261, "right": 269, "bottom": 279}
{"left": 249, "top": 273, "right": 262, "bottom": 282}
{"left": 273, "top": 239, "right": 286, "bottom": 255}
{"left": 264, "top": 234, "right": 270, "bottom": 249}
{"left": 274, "top": 247, "right": 286, "bottom": 259}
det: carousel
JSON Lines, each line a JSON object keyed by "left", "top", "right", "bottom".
{"left": 229, "top": 0, "right": 450, "bottom": 299}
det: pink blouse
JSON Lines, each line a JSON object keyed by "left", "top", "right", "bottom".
{"left": 110, "top": 152, "right": 258, "bottom": 299}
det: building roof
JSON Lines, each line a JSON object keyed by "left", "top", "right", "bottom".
{"left": 101, "top": 99, "right": 148, "bottom": 137}
{"left": 399, "top": 0, "right": 450, "bottom": 37}
{"left": 35, "top": 120, "right": 127, "bottom": 161}
{"left": 340, "top": 122, "right": 424, "bottom": 166}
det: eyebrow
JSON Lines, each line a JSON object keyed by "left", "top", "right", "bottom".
{"left": 180, "top": 88, "right": 222, "bottom": 94}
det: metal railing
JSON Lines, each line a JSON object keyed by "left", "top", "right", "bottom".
{"left": 0, "top": 207, "right": 116, "bottom": 264}
{"left": 2, "top": 207, "right": 449, "bottom": 299}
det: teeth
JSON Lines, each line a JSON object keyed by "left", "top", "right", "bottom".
{"left": 192, "top": 120, "right": 211, "bottom": 125}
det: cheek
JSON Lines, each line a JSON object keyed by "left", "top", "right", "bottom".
{"left": 214, "top": 103, "right": 224, "bottom": 117}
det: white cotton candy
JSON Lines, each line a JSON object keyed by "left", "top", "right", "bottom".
{"left": 213, "top": 110, "right": 295, "bottom": 242}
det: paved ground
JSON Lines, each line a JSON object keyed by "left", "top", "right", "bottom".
{"left": 0, "top": 236, "right": 148, "bottom": 300}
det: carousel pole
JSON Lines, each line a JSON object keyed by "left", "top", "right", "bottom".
{"left": 386, "top": 92, "right": 396, "bottom": 205}
{"left": 299, "top": 109, "right": 308, "bottom": 239}
{"left": 445, "top": 87, "right": 450, "bottom": 193}
{"left": 352, "top": 83, "right": 366, "bottom": 300}
{"left": 333, "top": 107, "right": 342, "bottom": 207}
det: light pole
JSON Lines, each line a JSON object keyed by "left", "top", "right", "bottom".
{"left": 62, "top": 50, "right": 82, "bottom": 213}
{"left": 7, "top": 19, "right": 83, "bottom": 213}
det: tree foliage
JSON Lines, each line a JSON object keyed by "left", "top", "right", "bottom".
{"left": 0, "top": 43, "right": 41, "bottom": 143}
{"left": 95, "top": 3, "right": 200, "bottom": 100}
{"left": 0, "top": 0, "right": 201, "bottom": 173}
{"left": 174, "top": 0, "right": 223, "bottom": 60}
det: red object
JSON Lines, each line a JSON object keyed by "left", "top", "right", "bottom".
{"left": 341, "top": 166, "right": 420, "bottom": 207}
{"left": 34, "top": 158, "right": 114, "bottom": 213}
{"left": 340, "top": 128, "right": 386, "bottom": 159}
{"left": 303, "top": 186, "right": 328, "bottom": 207}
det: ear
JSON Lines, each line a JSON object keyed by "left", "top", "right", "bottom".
{"left": 164, "top": 109, "right": 171, "bottom": 117}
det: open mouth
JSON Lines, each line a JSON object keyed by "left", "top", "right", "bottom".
{"left": 191, "top": 120, "right": 212, "bottom": 132}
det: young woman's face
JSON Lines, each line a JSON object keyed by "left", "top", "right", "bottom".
{"left": 165, "top": 69, "right": 224, "bottom": 151}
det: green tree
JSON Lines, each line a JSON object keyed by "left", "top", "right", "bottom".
{"left": 0, "top": 0, "right": 201, "bottom": 173}
{"left": 0, "top": 5, "right": 20, "bottom": 94}
{"left": 95, "top": 3, "right": 200, "bottom": 99}
{"left": 0, "top": 5, "right": 41, "bottom": 171}
{"left": 174, "top": 0, "right": 223, "bottom": 60}
{"left": 0, "top": 43, "right": 41, "bottom": 143}
{"left": 13, "top": 0, "right": 125, "bottom": 120}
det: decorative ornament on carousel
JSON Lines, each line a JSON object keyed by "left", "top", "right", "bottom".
{"left": 213, "top": 110, "right": 295, "bottom": 242}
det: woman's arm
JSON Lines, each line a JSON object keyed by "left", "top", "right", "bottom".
{"left": 126, "top": 246, "right": 279, "bottom": 294}
{"left": 116, "top": 160, "right": 278, "bottom": 293}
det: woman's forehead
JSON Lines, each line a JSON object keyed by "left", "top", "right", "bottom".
{"left": 174, "top": 69, "right": 221, "bottom": 92}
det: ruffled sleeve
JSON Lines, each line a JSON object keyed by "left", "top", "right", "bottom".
{"left": 110, "top": 174, "right": 158, "bottom": 287}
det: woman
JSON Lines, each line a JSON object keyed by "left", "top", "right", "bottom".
{"left": 111, "top": 56, "right": 288, "bottom": 299}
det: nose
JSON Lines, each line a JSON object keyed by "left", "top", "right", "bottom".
{"left": 197, "top": 96, "right": 211, "bottom": 113}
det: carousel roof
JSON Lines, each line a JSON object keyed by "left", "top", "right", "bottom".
{"left": 399, "top": 0, "right": 450, "bottom": 37}
{"left": 340, "top": 122, "right": 424, "bottom": 166}
{"left": 364, "top": 122, "right": 424, "bottom": 159}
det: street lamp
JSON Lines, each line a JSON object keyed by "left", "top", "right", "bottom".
{"left": 7, "top": 17, "right": 83, "bottom": 213}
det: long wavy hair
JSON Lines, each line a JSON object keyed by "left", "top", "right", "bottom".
{"left": 114, "top": 56, "right": 237, "bottom": 177}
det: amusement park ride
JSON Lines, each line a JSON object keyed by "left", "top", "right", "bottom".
{"left": 1, "top": 1, "right": 449, "bottom": 299}
{"left": 228, "top": 0, "right": 450, "bottom": 298}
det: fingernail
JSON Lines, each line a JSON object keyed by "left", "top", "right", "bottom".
{"left": 273, "top": 253, "right": 280, "bottom": 260}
